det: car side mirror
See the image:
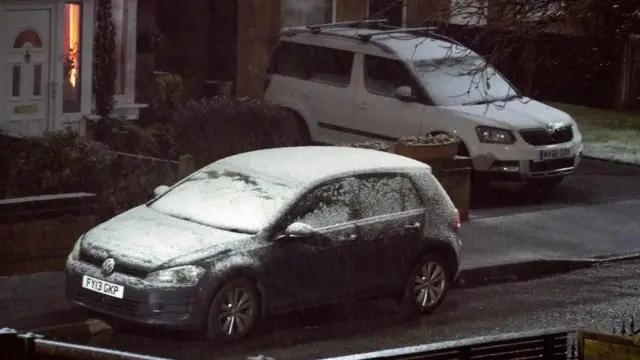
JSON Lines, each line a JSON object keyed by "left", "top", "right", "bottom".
{"left": 153, "top": 185, "right": 170, "bottom": 197}
{"left": 393, "top": 85, "right": 414, "bottom": 102}
{"left": 282, "top": 222, "right": 316, "bottom": 239}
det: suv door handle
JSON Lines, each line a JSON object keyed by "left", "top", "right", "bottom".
{"left": 356, "top": 102, "right": 368, "bottom": 110}
{"left": 300, "top": 92, "right": 311, "bottom": 98}
{"left": 404, "top": 222, "right": 421, "bottom": 231}
{"left": 338, "top": 234, "right": 358, "bottom": 241}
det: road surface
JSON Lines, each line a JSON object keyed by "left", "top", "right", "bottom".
{"left": 66, "top": 260, "right": 640, "bottom": 360}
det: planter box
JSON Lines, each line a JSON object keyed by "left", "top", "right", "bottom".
{"left": 429, "top": 156, "right": 472, "bottom": 222}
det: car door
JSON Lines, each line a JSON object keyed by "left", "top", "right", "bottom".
{"left": 350, "top": 54, "right": 427, "bottom": 147}
{"left": 265, "top": 177, "right": 360, "bottom": 310}
{"left": 349, "top": 174, "right": 427, "bottom": 298}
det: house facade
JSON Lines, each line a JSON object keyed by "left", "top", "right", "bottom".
{"left": 0, "top": 0, "right": 145, "bottom": 137}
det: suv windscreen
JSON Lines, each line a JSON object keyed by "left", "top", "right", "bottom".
{"left": 413, "top": 56, "right": 519, "bottom": 106}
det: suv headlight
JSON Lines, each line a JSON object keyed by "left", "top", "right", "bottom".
{"left": 475, "top": 126, "right": 516, "bottom": 144}
{"left": 145, "top": 265, "right": 206, "bottom": 286}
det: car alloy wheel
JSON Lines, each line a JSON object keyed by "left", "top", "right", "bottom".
{"left": 206, "top": 278, "right": 259, "bottom": 342}
{"left": 414, "top": 262, "right": 447, "bottom": 308}
{"left": 402, "top": 253, "right": 451, "bottom": 315}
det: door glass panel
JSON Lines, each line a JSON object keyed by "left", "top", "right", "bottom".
{"left": 33, "top": 64, "right": 42, "bottom": 96}
{"left": 288, "top": 178, "right": 358, "bottom": 229}
{"left": 12, "top": 65, "right": 21, "bottom": 97}
{"left": 63, "top": 2, "right": 82, "bottom": 112}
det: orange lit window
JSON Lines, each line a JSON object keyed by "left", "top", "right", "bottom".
{"left": 63, "top": 2, "right": 82, "bottom": 113}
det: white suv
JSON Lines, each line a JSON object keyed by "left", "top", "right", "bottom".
{"left": 263, "top": 20, "right": 584, "bottom": 191}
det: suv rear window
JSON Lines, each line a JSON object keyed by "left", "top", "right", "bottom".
{"left": 268, "top": 41, "right": 354, "bottom": 87}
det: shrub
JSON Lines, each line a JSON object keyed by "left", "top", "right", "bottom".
{"left": 6, "top": 130, "right": 115, "bottom": 197}
{"left": 341, "top": 141, "right": 390, "bottom": 152}
{"left": 152, "top": 73, "right": 185, "bottom": 124}
{"left": 398, "top": 134, "right": 458, "bottom": 146}
{"left": 172, "top": 97, "right": 305, "bottom": 166}
{"left": 88, "top": 117, "right": 161, "bottom": 156}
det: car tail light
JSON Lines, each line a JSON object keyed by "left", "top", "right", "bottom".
{"left": 453, "top": 208, "right": 461, "bottom": 233}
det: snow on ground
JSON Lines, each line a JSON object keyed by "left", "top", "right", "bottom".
{"left": 580, "top": 124, "right": 640, "bottom": 165}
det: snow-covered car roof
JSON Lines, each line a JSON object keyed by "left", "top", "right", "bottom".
{"left": 214, "top": 146, "right": 431, "bottom": 186}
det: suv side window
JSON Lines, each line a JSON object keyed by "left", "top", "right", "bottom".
{"left": 358, "top": 175, "right": 424, "bottom": 219}
{"left": 363, "top": 55, "right": 418, "bottom": 97}
{"left": 309, "top": 46, "right": 354, "bottom": 87}
{"left": 287, "top": 177, "right": 359, "bottom": 229}
{"left": 269, "top": 42, "right": 313, "bottom": 79}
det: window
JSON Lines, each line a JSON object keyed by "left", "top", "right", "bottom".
{"left": 289, "top": 178, "right": 358, "bottom": 229}
{"left": 270, "top": 43, "right": 354, "bottom": 87}
{"left": 412, "top": 56, "right": 518, "bottom": 106}
{"left": 13, "top": 30, "right": 42, "bottom": 48}
{"left": 364, "top": 55, "right": 417, "bottom": 96}
{"left": 63, "top": 2, "right": 82, "bottom": 112}
{"left": 269, "top": 42, "right": 312, "bottom": 79}
{"left": 310, "top": 47, "right": 353, "bottom": 86}
{"left": 281, "top": 0, "right": 334, "bottom": 27}
{"left": 112, "top": 0, "right": 128, "bottom": 94}
{"left": 358, "top": 175, "right": 423, "bottom": 219}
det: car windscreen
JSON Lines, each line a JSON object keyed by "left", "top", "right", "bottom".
{"left": 148, "top": 166, "right": 296, "bottom": 234}
{"left": 413, "top": 56, "right": 519, "bottom": 106}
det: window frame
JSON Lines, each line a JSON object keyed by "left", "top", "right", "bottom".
{"left": 362, "top": 54, "right": 435, "bottom": 105}
{"left": 354, "top": 172, "right": 426, "bottom": 221}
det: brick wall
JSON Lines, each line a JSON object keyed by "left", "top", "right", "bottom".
{"left": 407, "top": 0, "right": 451, "bottom": 26}
{"left": 0, "top": 193, "right": 98, "bottom": 276}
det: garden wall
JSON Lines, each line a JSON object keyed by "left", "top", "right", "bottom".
{"left": 0, "top": 193, "right": 98, "bottom": 276}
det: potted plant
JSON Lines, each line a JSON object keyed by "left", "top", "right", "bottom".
{"left": 395, "top": 134, "right": 459, "bottom": 162}
{"left": 341, "top": 141, "right": 390, "bottom": 152}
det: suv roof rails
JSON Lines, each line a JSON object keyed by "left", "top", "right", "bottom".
{"left": 356, "top": 27, "right": 439, "bottom": 41}
{"left": 307, "top": 19, "right": 388, "bottom": 33}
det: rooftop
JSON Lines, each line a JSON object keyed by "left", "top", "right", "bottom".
{"left": 214, "top": 146, "right": 431, "bottom": 186}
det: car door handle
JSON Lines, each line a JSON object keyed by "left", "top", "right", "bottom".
{"left": 338, "top": 234, "right": 358, "bottom": 241}
{"left": 357, "top": 102, "right": 367, "bottom": 110}
{"left": 301, "top": 92, "right": 311, "bottom": 98}
{"left": 404, "top": 222, "right": 421, "bottom": 231}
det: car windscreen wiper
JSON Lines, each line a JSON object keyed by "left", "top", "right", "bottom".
{"left": 463, "top": 94, "right": 522, "bottom": 106}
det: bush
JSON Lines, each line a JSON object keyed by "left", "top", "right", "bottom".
{"left": 88, "top": 117, "right": 161, "bottom": 156}
{"left": 6, "top": 130, "right": 115, "bottom": 197}
{"left": 152, "top": 73, "right": 185, "bottom": 124}
{"left": 173, "top": 97, "right": 305, "bottom": 166}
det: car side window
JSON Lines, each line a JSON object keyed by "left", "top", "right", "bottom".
{"left": 364, "top": 55, "right": 418, "bottom": 97}
{"left": 269, "top": 42, "right": 313, "bottom": 80}
{"left": 288, "top": 177, "right": 359, "bottom": 229}
{"left": 309, "top": 46, "right": 354, "bottom": 87}
{"left": 358, "top": 175, "right": 424, "bottom": 219}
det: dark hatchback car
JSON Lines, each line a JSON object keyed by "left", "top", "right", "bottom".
{"left": 65, "top": 146, "right": 462, "bottom": 342}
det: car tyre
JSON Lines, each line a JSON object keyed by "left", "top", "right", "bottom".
{"left": 205, "top": 278, "right": 260, "bottom": 342}
{"left": 400, "top": 253, "right": 452, "bottom": 315}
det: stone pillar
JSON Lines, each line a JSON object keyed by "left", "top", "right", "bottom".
{"left": 235, "top": 0, "right": 281, "bottom": 98}
{"left": 336, "top": 0, "right": 368, "bottom": 21}
{"left": 406, "top": 0, "right": 451, "bottom": 26}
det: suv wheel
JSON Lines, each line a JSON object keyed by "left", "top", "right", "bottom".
{"left": 401, "top": 253, "right": 451, "bottom": 315}
{"left": 206, "top": 278, "right": 260, "bottom": 342}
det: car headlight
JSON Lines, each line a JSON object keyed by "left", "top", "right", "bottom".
{"left": 475, "top": 126, "right": 516, "bottom": 144}
{"left": 145, "top": 265, "right": 206, "bottom": 286}
{"left": 69, "top": 236, "right": 83, "bottom": 261}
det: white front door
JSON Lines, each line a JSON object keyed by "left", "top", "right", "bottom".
{"left": 4, "top": 9, "right": 52, "bottom": 136}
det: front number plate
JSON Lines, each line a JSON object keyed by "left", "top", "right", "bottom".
{"left": 82, "top": 275, "right": 124, "bottom": 299}
{"left": 538, "top": 148, "right": 571, "bottom": 161}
